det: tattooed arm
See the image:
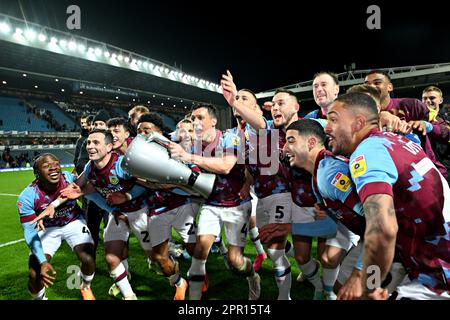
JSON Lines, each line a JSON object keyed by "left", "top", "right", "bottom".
{"left": 361, "top": 194, "right": 398, "bottom": 298}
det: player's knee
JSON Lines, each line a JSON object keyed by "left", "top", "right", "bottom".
{"left": 294, "top": 252, "right": 310, "bottom": 265}
{"left": 230, "top": 257, "right": 254, "bottom": 277}
{"left": 320, "top": 250, "right": 342, "bottom": 268}
{"left": 105, "top": 253, "right": 121, "bottom": 267}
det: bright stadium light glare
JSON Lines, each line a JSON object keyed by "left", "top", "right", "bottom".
{"left": 143, "top": 61, "right": 148, "bottom": 68}
{"left": 77, "top": 43, "right": 85, "bottom": 52}
{"left": 55, "top": 78, "right": 59, "bottom": 82}
{"left": 104, "top": 51, "right": 110, "bottom": 58}
{"left": 115, "top": 96, "right": 119, "bottom": 99}
{"left": 22, "top": 73, "right": 27, "bottom": 77}
{"left": 79, "top": 91, "right": 83, "bottom": 94}
{"left": 149, "top": 63, "right": 154, "bottom": 69}
{"left": 132, "top": 98, "right": 135, "bottom": 102}
{"left": 165, "top": 68, "right": 169, "bottom": 74}
{"left": 59, "top": 39, "right": 67, "bottom": 47}
{"left": 137, "top": 60, "right": 142, "bottom": 66}
{"left": 50, "top": 37, "right": 58, "bottom": 44}
{"left": 111, "top": 53, "right": 117, "bottom": 59}
{"left": 95, "top": 48, "right": 102, "bottom": 56}
{"left": 61, "top": 88, "right": 65, "bottom": 92}
{"left": 25, "top": 29, "right": 36, "bottom": 40}
{"left": 124, "top": 56, "right": 130, "bottom": 63}
{"left": 131, "top": 59, "right": 137, "bottom": 64}
{"left": 38, "top": 33, "right": 47, "bottom": 42}
{"left": 68, "top": 41, "right": 77, "bottom": 50}
{"left": 0, "top": 22, "right": 11, "bottom": 34}
{"left": 117, "top": 54, "right": 123, "bottom": 61}
{"left": 15, "top": 28, "right": 23, "bottom": 36}
{"left": 34, "top": 85, "right": 38, "bottom": 89}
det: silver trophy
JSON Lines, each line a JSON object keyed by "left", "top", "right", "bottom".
{"left": 121, "top": 132, "right": 216, "bottom": 199}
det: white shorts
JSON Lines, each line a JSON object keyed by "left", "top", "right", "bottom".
{"left": 103, "top": 207, "right": 151, "bottom": 251}
{"left": 291, "top": 203, "right": 337, "bottom": 238}
{"left": 256, "top": 192, "right": 293, "bottom": 228}
{"left": 337, "top": 242, "right": 363, "bottom": 285}
{"left": 394, "top": 277, "right": 450, "bottom": 300}
{"left": 197, "top": 202, "right": 251, "bottom": 247}
{"left": 326, "top": 222, "right": 360, "bottom": 251}
{"left": 37, "top": 218, "right": 94, "bottom": 257}
{"left": 149, "top": 203, "right": 200, "bottom": 247}
{"left": 250, "top": 190, "right": 258, "bottom": 218}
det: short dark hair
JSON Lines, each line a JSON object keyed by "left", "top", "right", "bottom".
{"left": 274, "top": 89, "right": 298, "bottom": 103}
{"left": 239, "top": 88, "right": 257, "bottom": 101}
{"left": 86, "top": 115, "right": 94, "bottom": 125}
{"left": 366, "top": 69, "right": 392, "bottom": 82}
{"left": 346, "top": 84, "right": 381, "bottom": 105}
{"left": 137, "top": 112, "right": 164, "bottom": 130}
{"left": 107, "top": 117, "right": 130, "bottom": 132}
{"left": 333, "top": 92, "right": 379, "bottom": 119}
{"left": 313, "top": 71, "right": 339, "bottom": 85}
{"left": 89, "top": 129, "right": 114, "bottom": 145}
{"left": 286, "top": 119, "right": 327, "bottom": 145}
{"left": 192, "top": 104, "right": 218, "bottom": 120}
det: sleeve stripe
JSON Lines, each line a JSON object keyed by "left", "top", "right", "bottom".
{"left": 20, "top": 214, "right": 37, "bottom": 223}
{"left": 359, "top": 182, "right": 393, "bottom": 203}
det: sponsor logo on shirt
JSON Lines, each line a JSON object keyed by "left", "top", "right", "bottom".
{"left": 331, "top": 172, "right": 351, "bottom": 192}
{"left": 351, "top": 155, "right": 367, "bottom": 178}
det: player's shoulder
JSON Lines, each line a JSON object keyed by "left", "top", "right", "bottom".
{"left": 61, "top": 171, "right": 76, "bottom": 182}
{"left": 18, "top": 182, "right": 38, "bottom": 202}
{"left": 222, "top": 130, "right": 241, "bottom": 148}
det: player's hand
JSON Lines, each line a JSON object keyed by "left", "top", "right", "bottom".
{"left": 31, "top": 205, "right": 56, "bottom": 231}
{"left": 60, "top": 183, "right": 84, "bottom": 199}
{"left": 365, "top": 288, "right": 389, "bottom": 300}
{"left": 337, "top": 269, "right": 362, "bottom": 300}
{"left": 313, "top": 203, "right": 328, "bottom": 220}
{"left": 168, "top": 142, "right": 190, "bottom": 162}
{"left": 40, "top": 261, "right": 56, "bottom": 288}
{"left": 379, "top": 111, "right": 403, "bottom": 133}
{"left": 262, "top": 101, "right": 273, "bottom": 111}
{"left": 408, "top": 120, "right": 428, "bottom": 136}
{"left": 239, "top": 182, "right": 251, "bottom": 200}
{"left": 113, "top": 211, "right": 130, "bottom": 228}
{"left": 221, "top": 70, "right": 238, "bottom": 107}
{"left": 259, "top": 223, "right": 291, "bottom": 244}
{"left": 106, "top": 192, "right": 129, "bottom": 205}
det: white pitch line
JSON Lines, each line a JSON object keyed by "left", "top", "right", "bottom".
{"left": 0, "top": 193, "right": 19, "bottom": 197}
{"left": 0, "top": 239, "right": 25, "bottom": 248}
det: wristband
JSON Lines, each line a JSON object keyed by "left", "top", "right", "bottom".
{"left": 50, "top": 199, "right": 61, "bottom": 208}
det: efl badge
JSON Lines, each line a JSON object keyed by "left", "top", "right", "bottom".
{"left": 331, "top": 172, "right": 351, "bottom": 192}
{"left": 351, "top": 155, "right": 367, "bottom": 178}
{"left": 109, "top": 176, "right": 119, "bottom": 185}
{"left": 231, "top": 136, "right": 241, "bottom": 147}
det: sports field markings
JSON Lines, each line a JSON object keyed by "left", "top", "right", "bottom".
{"left": 0, "top": 239, "right": 25, "bottom": 248}
{"left": 0, "top": 193, "right": 23, "bottom": 247}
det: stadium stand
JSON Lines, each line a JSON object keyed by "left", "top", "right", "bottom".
{"left": 28, "top": 98, "right": 78, "bottom": 131}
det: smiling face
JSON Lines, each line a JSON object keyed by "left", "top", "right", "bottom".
{"left": 364, "top": 73, "right": 393, "bottom": 104}
{"left": 86, "top": 132, "right": 113, "bottom": 162}
{"left": 283, "top": 130, "right": 309, "bottom": 168}
{"left": 271, "top": 92, "right": 299, "bottom": 129}
{"left": 177, "top": 121, "right": 194, "bottom": 142}
{"left": 422, "top": 90, "right": 443, "bottom": 110}
{"left": 313, "top": 73, "right": 339, "bottom": 112}
{"left": 137, "top": 121, "right": 161, "bottom": 137}
{"left": 324, "top": 101, "right": 356, "bottom": 156}
{"left": 109, "top": 124, "right": 130, "bottom": 150}
{"left": 36, "top": 155, "right": 61, "bottom": 185}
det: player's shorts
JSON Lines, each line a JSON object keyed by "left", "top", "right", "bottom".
{"left": 104, "top": 207, "right": 151, "bottom": 251}
{"left": 149, "top": 202, "right": 200, "bottom": 247}
{"left": 326, "top": 222, "right": 360, "bottom": 250}
{"left": 37, "top": 218, "right": 94, "bottom": 257}
{"left": 337, "top": 242, "right": 363, "bottom": 285}
{"left": 256, "top": 192, "right": 292, "bottom": 228}
{"left": 197, "top": 201, "right": 251, "bottom": 247}
{"left": 250, "top": 190, "right": 258, "bottom": 218}
{"left": 393, "top": 277, "right": 450, "bottom": 300}
{"left": 291, "top": 203, "right": 337, "bottom": 238}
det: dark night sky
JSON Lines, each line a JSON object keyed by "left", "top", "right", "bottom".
{"left": 1, "top": 0, "right": 450, "bottom": 93}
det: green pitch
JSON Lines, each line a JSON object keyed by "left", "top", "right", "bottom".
{"left": 0, "top": 169, "right": 316, "bottom": 300}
